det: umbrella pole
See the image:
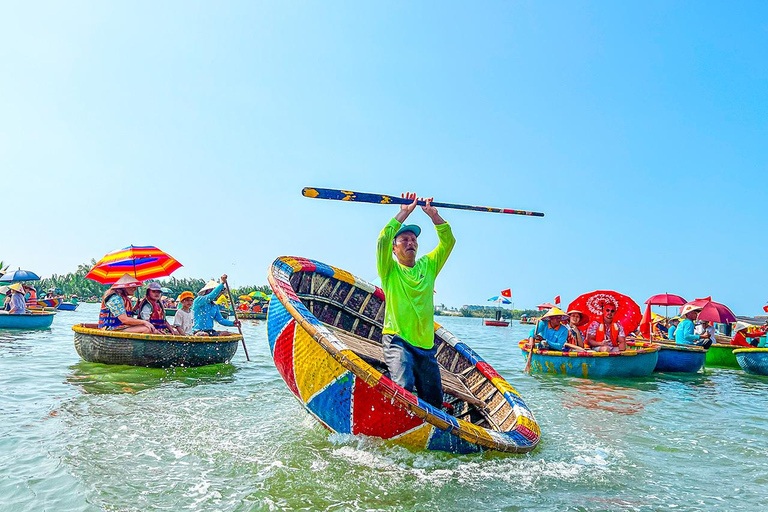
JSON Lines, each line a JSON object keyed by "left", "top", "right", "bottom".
{"left": 224, "top": 281, "right": 250, "bottom": 362}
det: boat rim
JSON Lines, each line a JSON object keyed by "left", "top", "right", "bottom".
{"left": 733, "top": 347, "right": 768, "bottom": 354}
{"left": 72, "top": 323, "right": 242, "bottom": 343}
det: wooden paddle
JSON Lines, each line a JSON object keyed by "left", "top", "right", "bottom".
{"left": 302, "top": 187, "right": 545, "bottom": 217}
{"left": 524, "top": 317, "right": 540, "bottom": 374}
{"left": 224, "top": 281, "right": 250, "bottom": 362}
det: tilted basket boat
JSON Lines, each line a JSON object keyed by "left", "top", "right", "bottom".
{"left": 72, "top": 323, "right": 241, "bottom": 367}
{"left": 267, "top": 256, "right": 540, "bottom": 454}
{"left": 519, "top": 340, "right": 660, "bottom": 378}
{"left": 0, "top": 311, "right": 56, "bottom": 329}
{"left": 733, "top": 348, "right": 768, "bottom": 376}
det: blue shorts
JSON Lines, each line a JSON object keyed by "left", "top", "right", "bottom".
{"left": 381, "top": 334, "right": 443, "bottom": 408}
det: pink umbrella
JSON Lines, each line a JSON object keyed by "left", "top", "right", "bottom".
{"left": 682, "top": 297, "right": 737, "bottom": 324}
{"left": 536, "top": 302, "right": 555, "bottom": 311}
{"left": 645, "top": 294, "right": 687, "bottom": 306}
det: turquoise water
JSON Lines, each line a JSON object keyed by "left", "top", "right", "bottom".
{"left": 1, "top": 305, "right": 767, "bottom": 511}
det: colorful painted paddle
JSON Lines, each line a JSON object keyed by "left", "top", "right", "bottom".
{"left": 302, "top": 187, "right": 545, "bottom": 217}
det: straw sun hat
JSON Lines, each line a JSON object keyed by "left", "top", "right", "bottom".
{"left": 566, "top": 309, "right": 590, "bottom": 327}
{"left": 541, "top": 307, "right": 569, "bottom": 322}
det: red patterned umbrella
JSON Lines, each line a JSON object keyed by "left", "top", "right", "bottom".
{"left": 682, "top": 297, "right": 736, "bottom": 324}
{"left": 86, "top": 245, "right": 182, "bottom": 285}
{"left": 645, "top": 294, "right": 687, "bottom": 306}
{"left": 567, "top": 290, "right": 642, "bottom": 334}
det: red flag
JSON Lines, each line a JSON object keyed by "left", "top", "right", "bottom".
{"left": 763, "top": 304, "right": 768, "bottom": 313}
{"left": 639, "top": 303, "right": 652, "bottom": 339}
{"left": 554, "top": 295, "right": 561, "bottom": 305}
{"left": 501, "top": 289, "right": 511, "bottom": 298}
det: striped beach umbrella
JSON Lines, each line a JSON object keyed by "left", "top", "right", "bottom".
{"left": 86, "top": 245, "right": 182, "bottom": 285}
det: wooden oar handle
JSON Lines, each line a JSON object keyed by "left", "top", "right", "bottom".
{"left": 302, "top": 187, "right": 545, "bottom": 217}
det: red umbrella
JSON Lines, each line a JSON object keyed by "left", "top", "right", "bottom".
{"left": 567, "top": 290, "right": 642, "bottom": 334}
{"left": 645, "top": 294, "right": 687, "bottom": 306}
{"left": 682, "top": 297, "right": 737, "bottom": 324}
{"left": 86, "top": 245, "right": 182, "bottom": 285}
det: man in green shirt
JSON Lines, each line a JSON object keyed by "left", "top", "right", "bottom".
{"left": 377, "top": 192, "right": 456, "bottom": 408}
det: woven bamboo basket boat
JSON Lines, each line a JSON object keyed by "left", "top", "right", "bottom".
{"left": 651, "top": 340, "right": 706, "bottom": 373}
{"left": 705, "top": 343, "right": 740, "bottom": 369}
{"left": 72, "top": 323, "right": 241, "bottom": 367}
{"left": 236, "top": 311, "right": 267, "bottom": 320}
{"left": 519, "top": 340, "right": 660, "bottom": 378}
{"left": 267, "top": 256, "right": 540, "bottom": 455}
{"left": 733, "top": 348, "right": 768, "bottom": 376}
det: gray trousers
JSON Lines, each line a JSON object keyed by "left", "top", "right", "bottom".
{"left": 382, "top": 334, "right": 444, "bottom": 408}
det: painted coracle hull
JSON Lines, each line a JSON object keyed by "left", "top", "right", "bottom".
{"left": 734, "top": 348, "right": 768, "bottom": 376}
{"left": 654, "top": 342, "right": 706, "bottom": 373}
{"left": 519, "top": 341, "right": 659, "bottom": 378}
{"left": 266, "top": 256, "right": 541, "bottom": 454}
{"left": 705, "top": 343, "right": 739, "bottom": 369}
{"left": 0, "top": 312, "right": 55, "bottom": 329}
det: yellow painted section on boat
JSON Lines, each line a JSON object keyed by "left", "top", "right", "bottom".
{"left": 582, "top": 362, "right": 589, "bottom": 378}
{"left": 491, "top": 377, "right": 520, "bottom": 397}
{"left": 391, "top": 423, "right": 432, "bottom": 450}
{"left": 338, "top": 349, "right": 383, "bottom": 386}
{"left": 293, "top": 327, "right": 346, "bottom": 403}
{"left": 516, "top": 415, "right": 541, "bottom": 437}
{"left": 280, "top": 257, "right": 304, "bottom": 272}
{"left": 457, "top": 418, "right": 495, "bottom": 446}
{"left": 331, "top": 267, "right": 356, "bottom": 285}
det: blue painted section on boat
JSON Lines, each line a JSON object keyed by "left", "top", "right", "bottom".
{"left": 654, "top": 346, "right": 706, "bottom": 373}
{"left": 520, "top": 349, "right": 658, "bottom": 378}
{"left": 307, "top": 372, "right": 354, "bottom": 434}
{"left": 503, "top": 430, "right": 536, "bottom": 448}
{"left": 427, "top": 426, "right": 482, "bottom": 454}
{"left": 57, "top": 302, "right": 78, "bottom": 311}
{"left": 267, "top": 298, "right": 292, "bottom": 354}
{"left": 735, "top": 351, "right": 768, "bottom": 376}
{"left": 0, "top": 313, "right": 55, "bottom": 329}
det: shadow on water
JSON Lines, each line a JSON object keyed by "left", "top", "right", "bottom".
{"left": 65, "top": 361, "right": 238, "bottom": 394}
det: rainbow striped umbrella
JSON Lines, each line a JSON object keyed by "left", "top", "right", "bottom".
{"left": 86, "top": 245, "right": 182, "bottom": 285}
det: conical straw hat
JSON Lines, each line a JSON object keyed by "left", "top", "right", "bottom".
{"left": 111, "top": 273, "right": 143, "bottom": 289}
{"left": 199, "top": 280, "right": 219, "bottom": 293}
{"left": 541, "top": 307, "right": 569, "bottom": 321}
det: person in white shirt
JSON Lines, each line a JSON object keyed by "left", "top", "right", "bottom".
{"left": 694, "top": 320, "right": 716, "bottom": 342}
{"left": 173, "top": 291, "right": 195, "bottom": 335}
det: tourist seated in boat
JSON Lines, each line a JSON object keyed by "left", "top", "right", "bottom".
{"left": 653, "top": 319, "right": 669, "bottom": 338}
{"left": 565, "top": 309, "right": 589, "bottom": 348}
{"left": 2, "top": 289, "right": 11, "bottom": 311}
{"left": 192, "top": 275, "right": 240, "bottom": 336}
{"left": 136, "top": 282, "right": 178, "bottom": 334}
{"left": 7, "top": 283, "right": 27, "bottom": 314}
{"left": 694, "top": 319, "right": 715, "bottom": 342}
{"left": 172, "top": 291, "right": 195, "bottom": 336}
{"left": 528, "top": 307, "right": 570, "bottom": 351}
{"left": 731, "top": 321, "right": 764, "bottom": 348}
{"left": 377, "top": 193, "right": 455, "bottom": 409}
{"left": 667, "top": 317, "right": 680, "bottom": 340}
{"left": 98, "top": 274, "right": 158, "bottom": 333}
{"left": 585, "top": 302, "right": 626, "bottom": 352}
{"left": 674, "top": 305, "right": 712, "bottom": 348}
{"left": 23, "top": 284, "right": 38, "bottom": 307}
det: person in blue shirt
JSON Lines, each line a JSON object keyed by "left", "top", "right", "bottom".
{"left": 192, "top": 274, "right": 240, "bottom": 336}
{"left": 528, "top": 307, "right": 571, "bottom": 351}
{"left": 675, "top": 305, "right": 712, "bottom": 348}
{"left": 667, "top": 317, "right": 680, "bottom": 340}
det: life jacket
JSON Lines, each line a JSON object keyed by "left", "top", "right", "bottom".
{"left": 596, "top": 322, "right": 621, "bottom": 347}
{"left": 98, "top": 293, "right": 135, "bottom": 329}
{"left": 136, "top": 297, "right": 167, "bottom": 330}
{"left": 25, "top": 288, "right": 38, "bottom": 307}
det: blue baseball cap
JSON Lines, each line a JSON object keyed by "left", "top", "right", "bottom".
{"left": 395, "top": 224, "right": 421, "bottom": 239}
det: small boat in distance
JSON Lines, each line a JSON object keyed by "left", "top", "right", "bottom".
{"left": 0, "top": 311, "right": 56, "bottom": 329}
{"left": 484, "top": 319, "right": 509, "bottom": 327}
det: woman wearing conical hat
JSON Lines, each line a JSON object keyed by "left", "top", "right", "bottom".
{"left": 7, "top": 283, "right": 27, "bottom": 314}
{"left": 97, "top": 274, "right": 158, "bottom": 333}
{"left": 528, "top": 307, "right": 570, "bottom": 351}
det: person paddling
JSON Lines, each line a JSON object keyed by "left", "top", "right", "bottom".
{"left": 192, "top": 274, "right": 240, "bottom": 336}
{"left": 97, "top": 274, "right": 157, "bottom": 333}
{"left": 377, "top": 192, "right": 455, "bottom": 409}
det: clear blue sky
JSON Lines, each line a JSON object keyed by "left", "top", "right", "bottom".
{"left": 2, "top": 1, "right": 766, "bottom": 314}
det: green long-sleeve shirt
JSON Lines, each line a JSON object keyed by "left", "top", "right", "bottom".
{"left": 376, "top": 218, "right": 456, "bottom": 349}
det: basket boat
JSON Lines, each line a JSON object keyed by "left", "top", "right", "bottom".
{"left": 35, "top": 298, "right": 62, "bottom": 309}
{"left": 267, "top": 256, "right": 540, "bottom": 455}
{"left": 733, "top": 348, "right": 768, "bottom": 376}
{"left": 236, "top": 311, "right": 267, "bottom": 320}
{"left": 57, "top": 302, "right": 79, "bottom": 311}
{"left": 650, "top": 340, "right": 706, "bottom": 373}
{"left": 0, "top": 311, "right": 56, "bottom": 329}
{"left": 72, "top": 323, "right": 241, "bottom": 367}
{"left": 519, "top": 340, "right": 659, "bottom": 378}
{"left": 705, "top": 343, "right": 740, "bottom": 369}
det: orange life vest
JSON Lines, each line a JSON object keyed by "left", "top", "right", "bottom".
{"left": 596, "top": 322, "right": 621, "bottom": 347}
{"left": 98, "top": 293, "right": 135, "bottom": 329}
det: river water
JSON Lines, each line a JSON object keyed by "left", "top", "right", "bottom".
{"left": 1, "top": 305, "right": 767, "bottom": 511}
